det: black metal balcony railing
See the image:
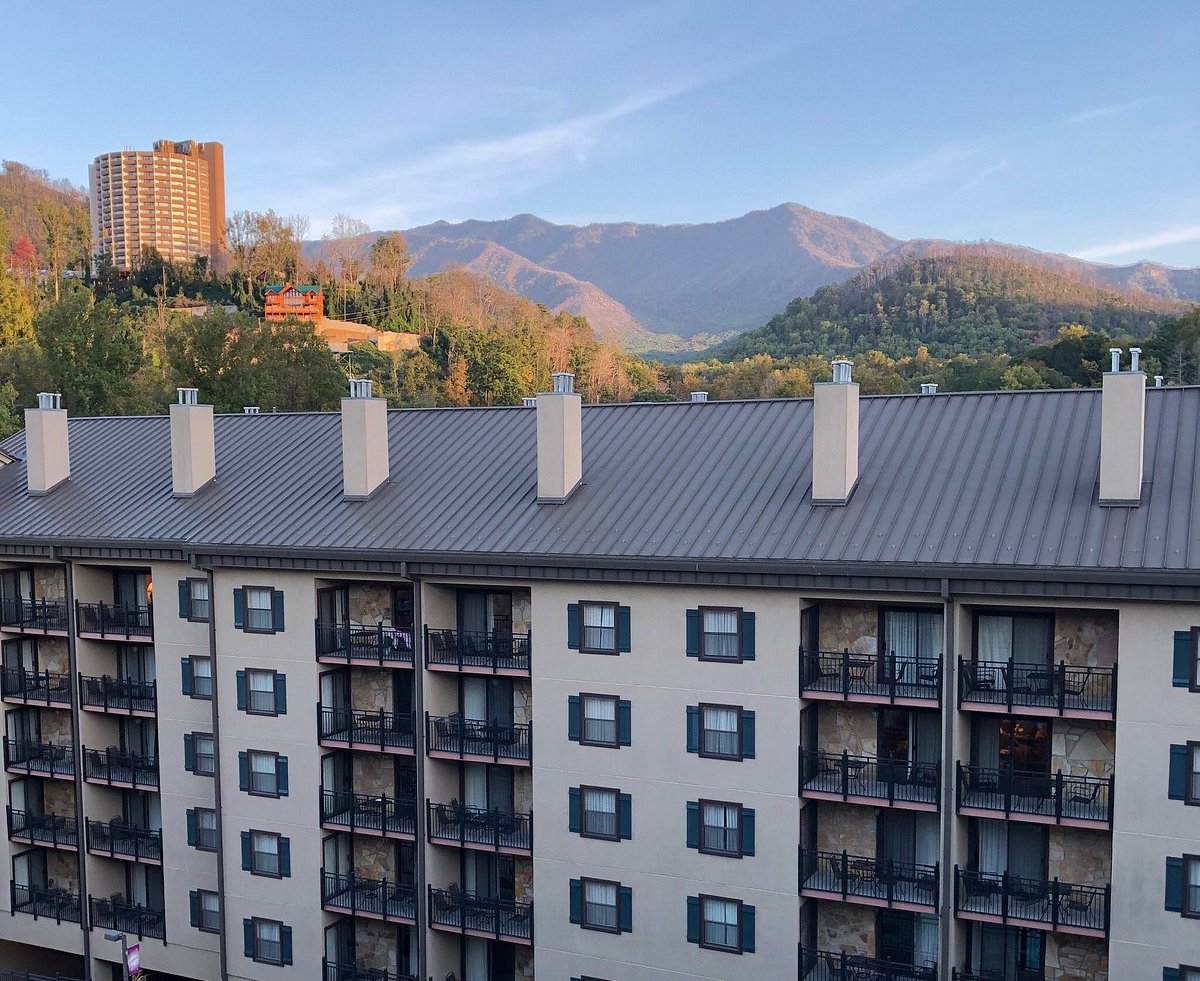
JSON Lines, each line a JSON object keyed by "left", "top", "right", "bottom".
{"left": 315, "top": 622, "right": 415, "bottom": 666}
{"left": 74, "top": 601, "right": 153, "bottom": 640}
{"left": 800, "top": 749, "right": 940, "bottom": 806}
{"left": 7, "top": 807, "right": 78, "bottom": 850}
{"left": 317, "top": 706, "right": 415, "bottom": 752}
{"left": 86, "top": 820, "right": 162, "bottom": 862}
{"left": 799, "top": 946, "right": 936, "bottom": 981}
{"left": 10, "top": 881, "right": 81, "bottom": 923}
{"left": 321, "top": 869, "right": 416, "bottom": 922}
{"left": 799, "top": 848, "right": 938, "bottom": 908}
{"left": 78, "top": 674, "right": 157, "bottom": 714}
{"left": 425, "top": 713, "right": 532, "bottom": 764}
{"left": 801, "top": 649, "right": 942, "bottom": 703}
{"left": 427, "top": 800, "right": 533, "bottom": 852}
{"left": 88, "top": 895, "right": 165, "bottom": 939}
{"left": 954, "top": 868, "right": 1110, "bottom": 935}
{"left": 0, "top": 969, "right": 88, "bottom": 981}
{"left": 322, "top": 960, "right": 417, "bottom": 981}
{"left": 320, "top": 787, "right": 417, "bottom": 837}
{"left": 83, "top": 746, "right": 158, "bottom": 789}
{"left": 428, "top": 885, "right": 533, "bottom": 942}
{"left": 0, "top": 597, "right": 68, "bottom": 633}
{"left": 3, "top": 738, "right": 73, "bottom": 778}
{"left": 426, "top": 628, "right": 532, "bottom": 675}
{"left": 1, "top": 668, "right": 72, "bottom": 706}
{"left": 952, "top": 971, "right": 1047, "bottom": 981}
{"left": 958, "top": 658, "right": 1116, "bottom": 717}
{"left": 956, "top": 763, "right": 1113, "bottom": 826}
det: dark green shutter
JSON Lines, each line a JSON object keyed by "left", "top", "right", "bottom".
{"left": 1170, "top": 745, "right": 1188, "bottom": 800}
{"left": 568, "top": 788, "right": 581, "bottom": 833}
{"left": 1165, "top": 969, "right": 1181, "bottom": 981}
{"left": 1166, "top": 856, "right": 1183, "bottom": 911}
{"left": 238, "top": 751, "right": 249, "bottom": 791}
{"left": 240, "top": 831, "right": 251, "bottom": 870}
{"left": 243, "top": 918, "right": 254, "bottom": 958}
{"left": 741, "top": 612, "right": 756, "bottom": 660}
{"left": 274, "top": 674, "right": 287, "bottom": 715}
{"left": 279, "top": 836, "right": 291, "bottom": 876}
{"left": 189, "top": 890, "right": 199, "bottom": 928}
{"left": 236, "top": 671, "right": 247, "bottom": 711}
{"left": 186, "top": 808, "right": 197, "bottom": 847}
{"left": 686, "top": 610, "right": 700, "bottom": 656}
{"left": 741, "top": 709, "right": 756, "bottom": 758}
{"left": 183, "top": 733, "right": 195, "bottom": 771}
{"left": 617, "top": 606, "right": 631, "bottom": 652}
{"left": 271, "top": 590, "right": 285, "bottom": 632}
{"left": 618, "top": 885, "right": 632, "bottom": 932}
{"left": 686, "top": 801, "right": 699, "bottom": 848}
{"left": 181, "top": 657, "right": 192, "bottom": 696}
{"left": 567, "top": 604, "right": 580, "bottom": 649}
{"left": 567, "top": 695, "right": 580, "bottom": 741}
{"left": 686, "top": 895, "right": 700, "bottom": 943}
{"left": 233, "top": 589, "right": 245, "bottom": 629}
{"left": 618, "top": 793, "right": 632, "bottom": 839}
{"left": 280, "top": 925, "right": 293, "bottom": 965}
{"left": 686, "top": 705, "right": 699, "bottom": 753}
{"left": 277, "top": 756, "right": 289, "bottom": 796}
{"left": 741, "top": 807, "right": 756, "bottom": 856}
{"left": 569, "top": 878, "right": 581, "bottom": 924}
{"left": 618, "top": 699, "right": 632, "bottom": 746}
{"left": 741, "top": 903, "right": 756, "bottom": 952}
{"left": 178, "top": 580, "right": 190, "bottom": 618}
{"left": 1174, "top": 631, "right": 1192, "bottom": 687}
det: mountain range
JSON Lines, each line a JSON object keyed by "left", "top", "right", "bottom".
{"left": 303, "top": 204, "right": 1200, "bottom": 352}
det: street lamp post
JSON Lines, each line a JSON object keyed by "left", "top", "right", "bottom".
{"left": 103, "top": 930, "right": 127, "bottom": 978}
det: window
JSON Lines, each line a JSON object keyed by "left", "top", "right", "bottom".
{"left": 582, "top": 878, "right": 619, "bottom": 932}
{"left": 178, "top": 578, "right": 210, "bottom": 622}
{"left": 190, "top": 656, "right": 212, "bottom": 699}
{"left": 701, "top": 704, "right": 740, "bottom": 759}
{"left": 581, "top": 602, "right": 617, "bottom": 654}
{"left": 701, "top": 801, "right": 741, "bottom": 856}
{"left": 188, "top": 807, "right": 218, "bottom": 850}
{"left": 245, "top": 587, "right": 273, "bottom": 632}
{"left": 701, "top": 896, "right": 742, "bottom": 951}
{"left": 1187, "top": 627, "right": 1200, "bottom": 691}
{"left": 582, "top": 787, "right": 618, "bottom": 839}
{"left": 185, "top": 732, "right": 215, "bottom": 775}
{"left": 581, "top": 694, "right": 618, "bottom": 747}
{"left": 1181, "top": 968, "right": 1200, "bottom": 981}
{"left": 238, "top": 669, "right": 285, "bottom": 715}
{"left": 190, "top": 889, "right": 219, "bottom": 932}
{"left": 701, "top": 608, "right": 740, "bottom": 660}
{"left": 1191, "top": 744, "right": 1200, "bottom": 806}
{"left": 246, "top": 917, "right": 292, "bottom": 965}
{"left": 243, "top": 830, "right": 289, "bottom": 877}
{"left": 239, "top": 750, "right": 288, "bottom": 798}
{"left": 1187, "top": 856, "right": 1200, "bottom": 918}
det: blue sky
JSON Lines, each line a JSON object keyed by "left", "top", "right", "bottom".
{"left": 4, "top": 1, "right": 1198, "bottom": 265}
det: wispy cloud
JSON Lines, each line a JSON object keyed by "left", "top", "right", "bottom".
{"left": 826, "top": 144, "right": 977, "bottom": 209}
{"left": 959, "top": 159, "right": 1009, "bottom": 192}
{"left": 1063, "top": 96, "right": 1155, "bottom": 124}
{"left": 1073, "top": 224, "right": 1200, "bottom": 261}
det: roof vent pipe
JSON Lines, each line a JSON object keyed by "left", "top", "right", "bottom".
{"left": 537, "top": 372, "right": 582, "bottom": 502}
{"left": 244, "top": 406, "right": 260, "bottom": 414}
{"left": 521, "top": 397, "right": 537, "bottom": 408}
{"left": 1155, "top": 375, "right": 1164, "bottom": 388}
{"left": 690, "top": 392, "right": 708, "bottom": 403}
{"left": 812, "top": 359, "right": 859, "bottom": 505}
{"left": 341, "top": 378, "right": 390, "bottom": 500}
{"left": 920, "top": 383, "right": 937, "bottom": 395}
{"left": 169, "top": 387, "right": 216, "bottom": 497}
{"left": 25, "top": 393, "right": 69, "bottom": 496}
{"left": 1129, "top": 347, "right": 1141, "bottom": 372}
{"left": 1099, "top": 348, "right": 1145, "bottom": 504}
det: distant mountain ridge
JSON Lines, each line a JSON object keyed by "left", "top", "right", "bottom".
{"left": 301, "top": 204, "right": 1200, "bottom": 349}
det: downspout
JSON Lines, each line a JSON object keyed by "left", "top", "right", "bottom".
{"left": 939, "top": 577, "right": 954, "bottom": 981}
{"left": 409, "top": 572, "right": 427, "bottom": 981}
{"left": 204, "top": 564, "right": 230, "bottom": 981}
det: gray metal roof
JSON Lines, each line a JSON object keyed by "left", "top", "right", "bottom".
{"left": 0, "top": 388, "right": 1197, "bottom": 577}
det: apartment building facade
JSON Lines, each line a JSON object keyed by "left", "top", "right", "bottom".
{"left": 88, "top": 140, "right": 226, "bottom": 274}
{"left": 0, "top": 365, "right": 1195, "bottom": 981}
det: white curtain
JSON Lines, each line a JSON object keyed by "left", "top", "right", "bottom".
{"left": 585, "top": 789, "right": 616, "bottom": 836}
{"left": 885, "top": 611, "right": 919, "bottom": 674}
{"left": 703, "top": 609, "right": 739, "bottom": 659}
{"left": 464, "top": 937, "right": 488, "bottom": 981}
{"left": 583, "top": 696, "right": 616, "bottom": 743}
{"left": 704, "top": 898, "right": 739, "bottom": 947}
{"left": 977, "top": 819, "right": 1007, "bottom": 875}
{"left": 914, "top": 914, "right": 938, "bottom": 967}
{"left": 463, "top": 764, "right": 487, "bottom": 809}
{"left": 462, "top": 678, "right": 488, "bottom": 722}
{"left": 914, "top": 813, "right": 940, "bottom": 868}
{"left": 703, "top": 706, "right": 739, "bottom": 755}
{"left": 978, "top": 615, "right": 1012, "bottom": 662}
{"left": 585, "top": 880, "right": 617, "bottom": 929}
{"left": 583, "top": 604, "right": 615, "bottom": 650}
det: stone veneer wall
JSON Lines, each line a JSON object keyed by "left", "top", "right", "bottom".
{"left": 513, "top": 855, "right": 533, "bottom": 905}
{"left": 352, "top": 753, "right": 394, "bottom": 797}
{"left": 1053, "top": 611, "right": 1118, "bottom": 669}
{"left": 354, "top": 919, "right": 399, "bottom": 973}
{"left": 1046, "top": 934, "right": 1108, "bottom": 981}
{"left": 46, "top": 849, "right": 77, "bottom": 891}
{"left": 1048, "top": 827, "right": 1111, "bottom": 888}
{"left": 816, "top": 802, "right": 877, "bottom": 856}
{"left": 817, "top": 704, "right": 878, "bottom": 757}
{"left": 350, "top": 667, "right": 394, "bottom": 712}
{"left": 40, "top": 709, "right": 73, "bottom": 745}
{"left": 38, "top": 638, "right": 68, "bottom": 675}
{"left": 512, "top": 768, "right": 533, "bottom": 815}
{"left": 41, "top": 779, "right": 75, "bottom": 815}
{"left": 513, "top": 682, "right": 532, "bottom": 727}
{"left": 34, "top": 565, "right": 65, "bottom": 602}
{"left": 514, "top": 946, "right": 534, "bottom": 981}
{"left": 818, "top": 602, "right": 878, "bottom": 654}
{"left": 353, "top": 836, "right": 396, "bottom": 880}
{"left": 1051, "top": 722, "right": 1115, "bottom": 779}
{"left": 349, "top": 584, "right": 393, "bottom": 626}
{"left": 816, "top": 901, "right": 875, "bottom": 955}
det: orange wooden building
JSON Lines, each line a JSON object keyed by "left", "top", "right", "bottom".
{"left": 263, "top": 283, "right": 323, "bottom": 323}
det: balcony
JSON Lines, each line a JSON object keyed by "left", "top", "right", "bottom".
{"left": 801, "top": 650, "right": 941, "bottom": 706}
{"left": 956, "top": 764, "right": 1112, "bottom": 828}
{"left": 799, "top": 947, "right": 935, "bottom": 980}
{"left": 88, "top": 895, "right": 165, "bottom": 939}
{"left": 958, "top": 658, "right": 1115, "bottom": 720}
{"left": 0, "top": 597, "right": 68, "bottom": 635}
{"left": 322, "top": 962, "right": 417, "bottom": 981}
{"left": 799, "top": 749, "right": 939, "bottom": 810}
{"left": 6, "top": 807, "right": 78, "bottom": 851}
{"left": 426, "top": 714, "right": 532, "bottom": 766}
{"left": 10, "top": 882, "right": 81, "bottom": 923}
{"left": 799, "top": 848, "right": 938, "bottom": 911}
{"left": 954, "top": 868, "right": 1109, "bottom": 937}
{"left": 317, "top": 707, "right": 415, "bottom": 754}
{"left": 426, "top": 628, "right": 531, "bottom": 676}
{"left": 79, "top": 675, "right": 157, "bottom": 716}
{"left": 316, "top": 622, "right": 414, "bottom": 667}
{"left": 3, "top": 739, "right": 73, "bottom": 779}
{"left": 83, "top": 746, "right": 158, "bottom": 790}
{"left": 320, "top": 787, "right": 416, "bottom": 839}
{"left": 86, "top": 820, "right": 162, "bottom": 864}
{"left": 952, "top": 972, "right": 1046, "bottom": 981}
{"left": 320, "top": 869, "right": 416, "bottom": 924}
{"left": 75, "top": 602, "right": 153, "bottom": 642}
{"left": 1, "top": 668, "right": 72, "bottom": 707}
{"left": 428, "top": 885, "right": 533, "bottom": 945}
{"left": 427, "top": 800, "right": 532, "bottom": 854}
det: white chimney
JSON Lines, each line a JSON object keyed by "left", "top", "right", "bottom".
{"left": 25, "top": 393, "right": 70, "bottom": 496}
{"left": 536, "top": 372, "right": 582, "bottom": 502}
{"left": 812, "top": 359, "right": 859, "bottom": 504}
{"left": 341, "top": 378, "right": 390, "bottom": 500}
{"left": 521, "top": 397, "right": 537, "bottom": 408}
{"left": 169, "top": 388, "right": 216, "bottom": 497}
{"left": 243, "top": 406, "right": 260, "bottom": 414}
{"left": 1099, "top": 348, "right": 1145, "bottom": 505}
{"left": 920, "top": 383, "right": 938, "bottom": 395}
{"left": 690, "top": 391, "right": 709, "bottom": 403}
{"left": 1155, "top": 375, "right": 1164, "bottom": 388}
